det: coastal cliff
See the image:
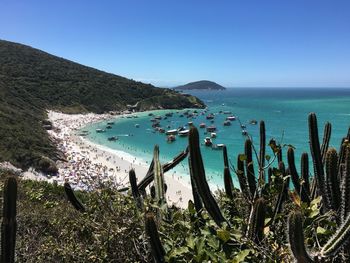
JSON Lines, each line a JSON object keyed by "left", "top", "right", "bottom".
{"left": 0, "top": 40, "right": 205, "bottom": 170}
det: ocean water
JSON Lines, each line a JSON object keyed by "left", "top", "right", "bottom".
{"left": 83, "top": 88, "right": 350, "bottom": 187}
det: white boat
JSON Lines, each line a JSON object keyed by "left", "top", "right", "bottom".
{"left": 211, "top": 132, "right": 217, "bottom": 138}
{"left": 166, "top": 129, "right": 178, "bottom": 135}
{"left": 212, "top": 143, "right": 225, "bottom": 150}
{"left": 167, "top": 135, "right": 176, "bottom": 142}
{"left": 223, "top": 120, "right": 231, "bottom": 126}
{"left": 227, "top": 116, "right": 236, "bottom": 121}
{"left": 96, "top": 129, "right": 105, "bottom": 133}
{"left": 178, "top": 129, "right": 190, "bottom": 137}
{"left": 199, "top": 123, "right": 206, "bottom": 128}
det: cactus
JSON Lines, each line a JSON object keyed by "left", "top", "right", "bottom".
{"left": 223, "top": 145, "right": 229, "bottom": 168}
{"left": 245, "top": 139, "right": 257, "bottom": 198}
{"left": 321, "top": 122, "right": 332, "bottom": 164}
{"left": 129, "top": 169, "right": 143, "bottom": 209}
{"left": 272, "top": 162, "right": 288, "bottom": 223}
{"left": 277, "top": 146, "right": 283, "bottom": 163}
{"left": 259, "top": 121, "right": 266, "bottom": 183}
{"left": 1, "top": 176, "right": 17, "bottom": 263}
{"left": 308, "top": 113, "right": 328, "bottom": 210}
{"left": 325, "top": 148, "right": 340, "bottom": 211}
{"left": 287, "top": 211, "right": 314, "bottom": 263}
{"left": 287, "top": 147, "right": 310, "bottom": 203}
{"left": 153, "top": 145, "right": 168, "bottom": 218}
{"left": 340, "top": 147, "right": 350, "bottom": 223}
{"left": 224, "top": 167, "right": 234, "bottom": 199}
{"left": 236, "top": 154, "right": 251, "bottom": 200}
{"left": 188, "top": 126, "right": 226, "bottom": 227}
{"left": 188, "top": 156, "right": 203, "bottom": 214}
{"left": 321, "top": 212, "right": 350, "bottom": 257}
{"left": 247, "top": 198, "right": 266, "bottom": 244}
{"left": 145, "top": 211, "right": 165, "bottom": 263}
{"left": 64, "top": 182, "right": 85, "bottom": 212}
{"left": 300, "top": 152, "right": 311, "bottom": 198}
{"left": 137, "top": 148, "right": 189, "bottom": 191}
{"left": 267, "top": 167, "right": 273, "bottom": 185}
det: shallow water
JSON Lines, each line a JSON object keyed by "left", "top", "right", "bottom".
{"left": 83, "top": 88, "right": 350, "bottom": 187}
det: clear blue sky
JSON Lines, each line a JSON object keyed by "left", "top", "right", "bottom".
{"left": 1, "top": 0, "right": 350, "bottom": 87}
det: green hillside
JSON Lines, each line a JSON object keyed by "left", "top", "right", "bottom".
{"left": 0, "top": 40, "right": 204, "bottom": 170}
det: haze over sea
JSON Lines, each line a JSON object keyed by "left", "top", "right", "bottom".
{"left": 83, "top": 88, "right": 350, "bottom": 187}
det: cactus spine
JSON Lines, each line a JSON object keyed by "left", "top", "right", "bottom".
{"left": 145, "top": 211, "right": 165, "bottom": 263}
{"left": 64, "top": 182, "right": 85, "bottom": 212}
{"left": 287, "top": 211, "right": 314, "bottom": 263}
{"left": 245, "top": 139, "right": 257, "bottom": 198}
{"left": 1, "top": 176, "right": 17, "bottom": 263}
{"left": 247, "top": 198, "right": 266, "bottom": 244}
{"left": 188, "top": 126, "right": 226, "bottom": 227}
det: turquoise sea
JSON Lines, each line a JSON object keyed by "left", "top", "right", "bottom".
{"left": 83, "top": 88, "right": 350, "bottom": 187}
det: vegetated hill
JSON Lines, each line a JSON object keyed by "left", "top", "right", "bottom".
{"left": 0, "top": 40, "right": 205, "bottom": 170}
{"left": 174, "top": 80, "right": 226, "bottom": 90}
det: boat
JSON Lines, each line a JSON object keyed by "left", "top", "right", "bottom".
{"left": 212, "top": 143, "right": 225, "bottom": 150}
{"left": 227, "top": 116, "right": 236, "bottom": 121}
{"left": 206, "top": 126, "right": 216, "bottom": 132}
{"left": 166, "top": 129, "right": 178, "bottom": 135}
{"left": 241, "top": 124, "right": 246, "bottom": 129}
{"left": 199, "top": 123, "right": 206, "bottom": 128}
{"left": 178, "top": 129, "right": 190, "bottom": 137}
{"left": 155, "top": 116, "right": 162, "bottom": 120}
{"left": 223, "top": 111, "right": 232, "bottom": 114}
{"left": 179, "top": 114, "right": 184, "bottom": 117}
{"left": 106, "top": 125, "right": 112, "bottom": 129}
{"left": 150, "top": 118, "right": 158, "bottom": 122}
{"left": 206, "top": 114, "right": 215, "bottom": 120}
{"left": 211, "top": 132, "right": 217, "bottom": 138}
{"left": 158, "top": 128, "right": 165, "bottom": 133}
{"left": 96, "top": 129, "right": 105, "bottom": 133}
{"left": 148, "top": 113, "right": 154, "bottom": 116}
{"left": 135, "top": 124, "right": 140, "bottom": 128}
{"left": 167, "top": 135, "right": 176, "bottom": 142}
{"left": 107, "top": 121, "right": 115, "bottom": 125}
{"left": 204, "top": 137, "right": 213, "bottom": 146}
{"left": 165, "top": 112, "right": 173, "bottom": 117}
{"left": 107, "top": 136, "right": 118, "bottom": 141}
{"left": 250, "top": 120, "right": 258, "bottom": 125}
{"left": 242, "top": 130, "right": 248, "bottom": 135}
{"left": 152, "top": 122, "right": 161, "bottom": 128}
{"left": 223, "top": 120, "right": 231, "bottom": 126}
{"left": 188, "top": 121, "right": 193, "bottom": 126}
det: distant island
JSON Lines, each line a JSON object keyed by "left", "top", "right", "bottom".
{"left": 174, "top": 80, "right": 226, "bottom": 91}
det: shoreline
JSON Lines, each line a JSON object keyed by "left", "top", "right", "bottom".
{"left": 45, "top": 110, "right": 193, "bottom": 208}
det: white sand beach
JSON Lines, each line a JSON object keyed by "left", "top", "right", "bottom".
{"left": 44, "top": 110, "right": 193, "bottom": 208}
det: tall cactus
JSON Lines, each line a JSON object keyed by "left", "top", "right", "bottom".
{"left": 259, "top": 121, "right": 266, "bottom": 184}
{"left": 153, "top": 145, "right": 168, "bottom": 218}
{"left": 321, "top": 122, "right": 332, "bottom": 164}
{"left": 325, "top": 148, "right": 340, "bottom": 211}
{"left": 308, "top": 113, "right": 328, "bottom": 210}
{"left": 247, "top": 198, "right": 266, "bottom": 244}
{"left": 145, "top": 211, "right": 165, "bottom": 263}
{"left": 136, "top": 148, "right": 189, "bottom": 191}
{"left": 223, "top": 145, "right": 229, "bottom": 168}
{"left": 188, "top": 126, "right": 227, "bottom": 227}
{"left": 287, "top": 147, "right": 310, "bottom": 203}
{"left": 300, "top": 152, "right": 311, "bottom": 198}
{"left": 64, "top": 182, "right": 85, "bottom": 212}
{"left": 129, "top": 169, "right": 143, "bottom": 210}
{"left": 287, "top": 211, "right": 314, "bottom": 263}
{"left": 340, "top": 147, "right": 350, "bottom": 223}
{"left": 245, "top": 139, "right": 257, "bottom": 198}
{"left": 188, "top": 156, "right": 203, "bottom": 214}
{"left": 236, "top": 154, "right": 251, "bottom": 200}
{"left": 224, "top": 167, "right": 234, "bottom": 199}
{"left": 1, "top": 176, "right": 17, "bottom": 263}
